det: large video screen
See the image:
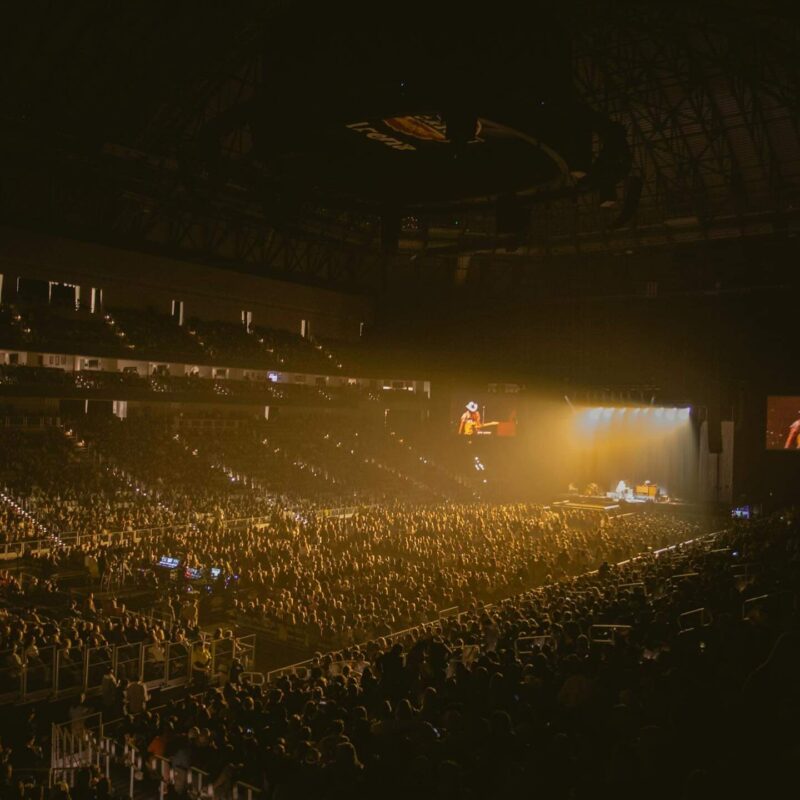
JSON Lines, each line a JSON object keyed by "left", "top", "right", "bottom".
{"left": 452, "top": 392, "right": 518, "bottom": 438}
{"left": 766, "top": 396, "right": 800, "bottom": 450}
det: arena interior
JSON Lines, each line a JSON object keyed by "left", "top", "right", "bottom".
{"left": 1, "top": 3, "right": 799, "bottom": 798}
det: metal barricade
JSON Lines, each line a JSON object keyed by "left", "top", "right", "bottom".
{"left": 515, "top": 635, "right": 555, "bottom": 656}
{"left": 233, "top": 634, "right": 257, "bottom": 673}
{"left": 2, "top": 635, "right": 246, "bottom": 704}
{"left": 0, "top": 540, "right": 25, "bottom": 560}
{"left": 266, "top": 660, "right": 312, "bottom": 683}
{"left": 211, "top": 637, "right": 235, "bottom": 683}
{"left": 51, "top": 712, "right": 106, "bottom": 788}
{"left": 143, "top": 642, "right": 167, "bottom": 685}
{"left": 56, "top": 648, "right": 84, "bottom": 694}
{"left": 679, "top": 607, "right": 713, "bottom": 630}
{"left": 669, "top": 572, "right": 700, "bottom": 583}
{"left": 742, "top": 591, "right": 797, "bottom": 621}
{"left": 235, "top": 781, "right": 261, "bottom": 799}
{"left": 85, "top": 645, "right": 114, "bottom": 693}
{"left": 165, "top": 641, "right": 192, "bottom": 686}
{"left": 590, "top": 624, "right": 632, "bottom": 645}
{"left": 731, "top": 561, "right": 757, "bottom": 587}
{"left": 114, "top": 643, "right": 143, "bottom": 682}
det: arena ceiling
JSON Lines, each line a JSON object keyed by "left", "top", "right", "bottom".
{"left": 1, "top": 1, "right": 798, "bottom": 291}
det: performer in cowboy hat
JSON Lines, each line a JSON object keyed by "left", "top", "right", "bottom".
{"left": 458, "top": 401, "right": 482, "bottom": 436}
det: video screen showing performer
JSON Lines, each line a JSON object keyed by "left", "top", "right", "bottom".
{"left": 458, "top": 401, "right": 483, "bottom": 436}
{"left": 454, "top": 396, "right": 517, "bottom": 437}
{"left": 765, "top": 396, "right": 800, "bottom": 450}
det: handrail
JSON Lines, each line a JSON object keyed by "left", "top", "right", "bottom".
{"left": 0, "top": 415, "right": 62, "bottom": 429}
{"left": 119, "top": 747, "right": 261, "bottom": 799}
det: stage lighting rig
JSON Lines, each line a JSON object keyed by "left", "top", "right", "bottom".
{"left": 179, "top": 2, "right": 633, "bottom": 250}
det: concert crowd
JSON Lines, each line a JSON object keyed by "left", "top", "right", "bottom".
{"left": 0, "top": 423, "right": 796, "bottom": 800}
{"left": 1, "top": 509, "right": 793, "bottom": 799}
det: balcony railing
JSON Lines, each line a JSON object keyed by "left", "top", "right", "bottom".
{"left": 0, "top": 633, "right": 256, "bottom": 705}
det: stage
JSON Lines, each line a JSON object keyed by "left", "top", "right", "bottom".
{"left": 553, "top": 480, "right": 697, "bottom": 515}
